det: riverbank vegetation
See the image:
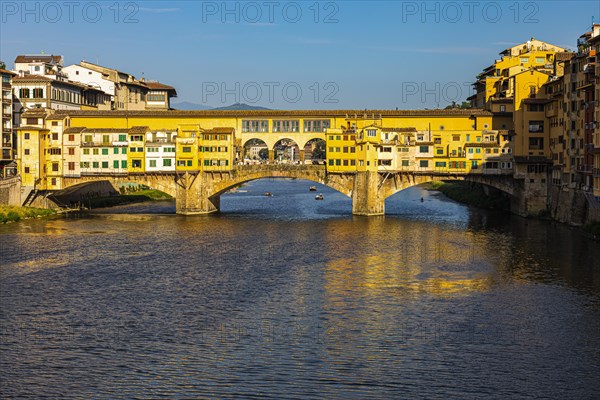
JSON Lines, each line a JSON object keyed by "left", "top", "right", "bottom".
{"left": 0, "top": 205, "right": 56, "bottom": 223}
{"left": 428, "top": 181, "right": 510, "bottom": 211}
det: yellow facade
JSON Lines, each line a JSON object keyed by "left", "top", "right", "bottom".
{"left": 15, "top": 109, "right": 513, "bottom": 192}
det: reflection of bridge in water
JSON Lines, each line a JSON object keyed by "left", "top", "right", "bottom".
{"left": 56, "top": 164, "right": 546, "bottom": 216}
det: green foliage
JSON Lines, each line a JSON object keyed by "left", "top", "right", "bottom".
{"left": 0, "top": 206, "right": 56, "bottom": 223}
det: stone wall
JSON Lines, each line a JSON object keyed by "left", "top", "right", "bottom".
{"left": 549, "top": 186, "right": 593, "bottom": 226}
{"left": 0, "top": 177, "right": 21, "bottom": 206}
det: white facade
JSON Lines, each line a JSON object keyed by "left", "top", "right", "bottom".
{"left": 63, "top": 65, "right": 114, "bottom": 96}
{"left": 145, "top": 131, "right": 176, "bottom": 172}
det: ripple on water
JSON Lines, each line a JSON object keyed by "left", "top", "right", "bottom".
{"left": 1, "top": 181, "right": 599, "bottom": 398}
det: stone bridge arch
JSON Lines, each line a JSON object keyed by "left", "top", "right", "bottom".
{"left": 176, "top": 165, "right": 355, "bottom": 214}
{"left": 379, "top": 172, "right": 516, "bottom": 200}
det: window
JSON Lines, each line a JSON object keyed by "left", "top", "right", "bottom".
{"left": 122, "top": 148, "right": 127, "bottom": 154}
{"left": 93, "top": 149, "right": 99, "bottom": 155}
{"left": 242, "top": 120, "right": 269, "bottom": 133}
{"left": 102, "top": 135, "right": 110, "bottom": 143}
{"left": 471, "top": 160, "right": 478, "bottom": 169}
{"left": 304, "top": 120, "right": 331, "bottom": 133}
{"left": 419, "top": 146, "right": 429, "bottom": 153}
{"left": 435, "top": 161, "right": 446, "bottom": 167}
{"left": 419, "top": 160, "right": 429, "bottom": 168}
{"left": 476, "top": 148, "right": 481, "bottom": 154}
{"left": 121, "top": 160, "right": 127, "bottom": 169}
{"left": 26, "top": 118, "right": 38, "bottom": 125}
{"left": 24, "top": 167, "right": 30, "bottom": 173}
{"left": 528, "top": 138, "right": 544, "bottom": 150}
{"left": 436, "top": 149, "right": 443, "bottom": 155}
{"left": 466, "top": 134, "right": 470, "bottom": 142}
{"left": 520, "top": 57, "right": 529, "bottom": 63}
{"left": 52, "top": 133, "right": 58, "bottom": 141}
{"left": 130, "top": 135, "right": 143, "bottom": 141}
{"left": 149, "top": 160, "right": 157, "bottom": 168}
{"left": 535, "top": 57, "right": 545, "bottom": 64}
{"left": 130, "top": 147, "right": 136, "bottom": 153}
{"left": 132, "top": 160, "right": 142, "bottom": 168}
{"left": 32, "top": 88, "right": 43, "bottom": 98}
{"left": 83, "top": 149, "right": 90, "bottom": 155}
{"left": 529, "top": 121, "right": 544, "bottom": 132}
{"left": 113, "top": 160, "right": 119, "bottom": 169}
{"left": 182, "top": 147, "right": 192, "bottom": 153}
{"left": 452, "top": 135, "right": 460, "bottom": 141}
{"left": 366, "top": 129, "right": 377, "bottom": 137}
{"left": 272, "top": 120, "right": 299, "bottom": 132}
{"left": 434, "top": 138, "right": 441, "bottom": 144}
{"left": 102, "top": 161, "right": 108, "bottom": 168}
{"left": 24, "top": 133, "right": 30, "bottom": 140}
{"left": 19, "top": 88, "right": 30, "bottom": 98}
{"left": 114, "top": 148, "right": 119, "bottom": 154}
{"left": 24, "top": 149, "right": 30, "bottom": 155}
{"left": 51, "top": 178, "right": 56, "bottom": 186}
{"left": 500, "top": 105, "right": 506, "bottom": 112}
{"left": 92, "top": 162, "right": 99, "bottom": 168}
{"left": 68, "top": 162, "right": 75, "bottom": 171}
{"left": 102, "top": 148, "right": 108, "bottom": 155}
{"left": 68, "top": 134, "right": 75, "bottom": 141}
{"left": 68, "top": 148, "right": 75, "bottom": 155}
{"left": 163, "top": 159, "right": 172, "bottom": 167}
{"left": 118, "top": 134, "right": 126, "bottom": 141}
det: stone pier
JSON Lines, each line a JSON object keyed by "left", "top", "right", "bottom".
{"left": 351, "top": 171, "right": 385, "bottom": 216}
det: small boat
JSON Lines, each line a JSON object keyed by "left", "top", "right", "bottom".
{"left": 265, "top": 192, "right": 273, "bottom": 197}
{"left": 309, "top": 186, "right": 317, "bottom": 191}
{"left": 315, "top": 194, "right": 324, "bottom": 200}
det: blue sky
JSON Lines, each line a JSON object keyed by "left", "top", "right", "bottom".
{"left": 1, "top": 0, "right": 598, "bottom": 109}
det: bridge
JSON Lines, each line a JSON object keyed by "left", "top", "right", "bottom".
{"left": 57, "top": 165, "right": 547, "bottom": 217}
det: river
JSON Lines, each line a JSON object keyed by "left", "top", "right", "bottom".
{"left": 1, "top": 179, "right": 599, "bottom": 399}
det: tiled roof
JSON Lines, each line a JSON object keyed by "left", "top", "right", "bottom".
{"left": 21, "top": 109, "right": 49, "bottom": 117}
{"left": 61, "top": 109, "right": 494, "bottom": 118}
{"left": 15, "top": 125, "right": 48, "bottom": 130}
{"left": 83, "top": 128, "right": 129, "bottom": 133}
{"left": 13, "top": 75, "right": 54, "bottom": 82}
{"left": 555, "top": 52, "right": 575, "bottom": 61}
{"left": 144, "top": 81, "right": 176, "bottom": 92}
{"left": 0, "top": 68, "right": 17, "bottom": 76}
{"left": 205, "top": 127, "right": 235, "bottom": 134}
{"left": 15, "top": 55, "right": 62, "bottom": 64}
{"left": 380, "top": 127, "right": 417, "bottom": 132}
{"left": 46, "top": 114, "right": 68, "bottom": 120}
{"left": 63, "top": 127, "right": 86, "bottom": 134}
{"left": 129, "top": 126, "right": 149, "bottom": 134}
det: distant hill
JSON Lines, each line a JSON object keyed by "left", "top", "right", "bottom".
{"left": 171, "top": 102, "right": 212, "bottom": 110}
{"left": 171, "top": 102, "right": 272, "bottom": 111}
{"left": 211, "top": 103, "right": 272, "bottom": 111}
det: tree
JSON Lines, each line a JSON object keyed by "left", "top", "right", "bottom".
{"left": 312, "top": 140, "right": 326, "bottom": 160}
{"left": 0, "top": 61, "right": 6, "bottom": 70}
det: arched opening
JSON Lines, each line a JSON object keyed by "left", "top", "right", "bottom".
{"left": 384, "top": 179, "right": 512, "bottom": 219}
{"left": 303, "top": 138, "right": 326, "bottom": 165}
{"left": 219, "top": 177, "right": 352, "bottom": 217}
{"left": 242, "top": 138, "right": 269, "bottom": 164}
{"left": 273, "top": 138, "right": 300, "bottom": 164}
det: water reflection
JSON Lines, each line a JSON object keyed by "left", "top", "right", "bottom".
{"left": 1, "top": 180, "right": 599, "bottom": 398}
